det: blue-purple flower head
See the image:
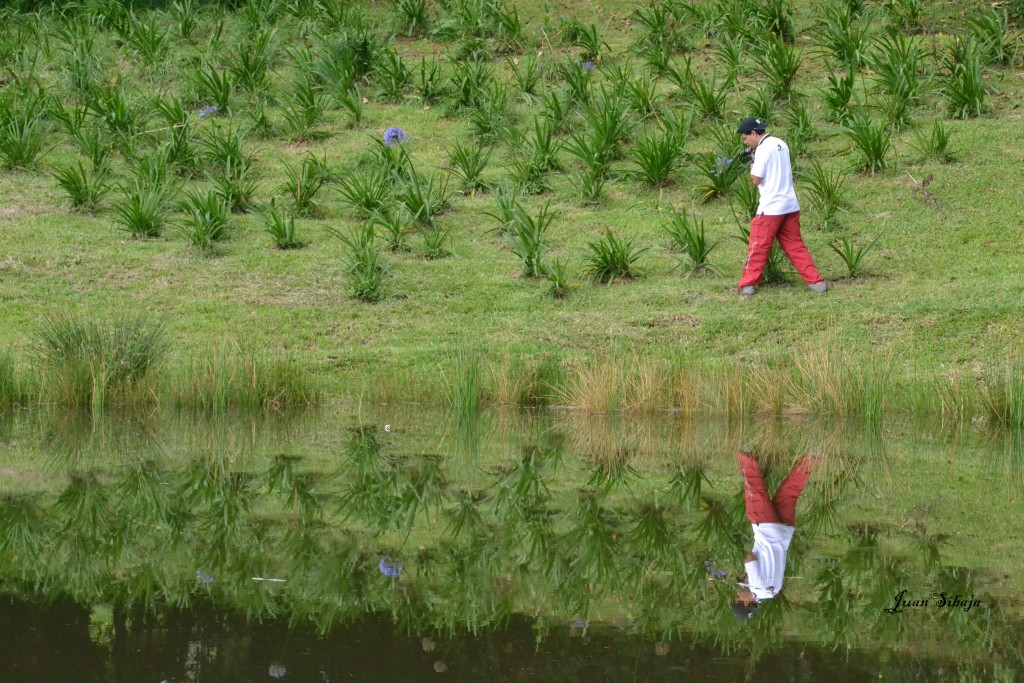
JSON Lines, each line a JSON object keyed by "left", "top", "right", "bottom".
{"left": 268, "top": 663, "right": 287, "bottom": 679}
{"left": 712, "top": 156, "right": 733, "bottom": 177}
{"left": 571, "top": 618, "right": 589, "bottom": 630}
{"left": 379, "top": 555, "right": 403, "bottom": 577}
{"left": 383, "top": 127, "right": 408, "bottom": 148}
{"left": 581, "top": 61, "right": 596, "bottom": 73}
{"left": 704, "top": 559, "right": 728, "bottom": 580}
{"left": 196, "top": 570, "right": 215, "bottom": 585}
{"left": 198, "top": 105, "right": 219, "bottom": 119}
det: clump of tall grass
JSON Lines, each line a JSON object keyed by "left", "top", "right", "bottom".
{"left": 821, "top": 65, "right": 856, "bottom": 124}
{"left": 663, "top": 210, "right": 719, "bottom": 275}
{"left": 633, "top": 1, "right": 691, "bottom": 73}
{"left": 666, "top": 62, "right": 728, "bottom": 120}
{"left": 442, "top": 344, "right": 482, "bottom": 419}
{"left": 968, "top": 9, "right": 1016, "bottom": 67}
{"left": 978, "top": 358, "right": 1024, "bottom": 429}
{"left": 34, "top": 314, "right": 165, "bottom": 411}
{"left": 167, "top": 340, "right": 320, "bottom": 412}
{"left": 0, "top": 349, "right": 30, "bottom": 410}
{"left": 583, "top": 230, "right": 647, "bottom": 283}
{"left": 788, "top": 337, "right": 892, "bottom": 422}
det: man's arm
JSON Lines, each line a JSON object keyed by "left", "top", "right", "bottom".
{"left": 750, "top": 175, "right": 762, "bottom": 186}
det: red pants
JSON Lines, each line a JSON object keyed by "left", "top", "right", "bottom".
{"left": 738, "top": 453, "right": 815, "bottom": 525}
{"left": 737, "top": 212, "right": 823, "bottom": 290}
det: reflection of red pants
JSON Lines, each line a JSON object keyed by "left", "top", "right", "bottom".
{"left": 738, "top": 453, "right": 815, "bottom": 525}
{"left": 737, "top": 212, "right": 823, "bottom": 290}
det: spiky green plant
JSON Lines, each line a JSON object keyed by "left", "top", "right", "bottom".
{"left": 755, "top": 35, "right": 803, "bottom": 101}
{"left": 842, "top": 111, "right": 891, "bottom": 174}
{"left": 546, "top": 257, "right": 573, "bottom": 299}
{"left": 631, "top": 127, "right": 684, "bottom": 187}
{"left": 508, "top": 202, "right": 556, "bottom": 277}
{"left": 337, "top": 167, "right": 393, "bottom": 218}
{"left": 112, "top": 182, "right": 175, "bottom": 239}
{"left": 583, "top": 229, "right": 648, "bottom": 283}
{"left": 910, "top": 121, "right": 957, "bottom": 163}
{"left": 800, "top": 160, "right": 849, "bottom": 229}
{"left": 942, "top": 38, "right": 988, "bottom": 119}
{"left": 52, "top": 160, "right": 111, "bottom": 212}
{"left": 179, "top": 188, "right": 230, "bottom": 251}
{"left": 829, "top": 233, "right": 883, "bottom": 278}
{"left": 258, "top": 199, "right": 306, "bottom": 250}
{"left": 445, "top": 139, "right": 493, "bottom": 192}
{"left": 280, "top": 156, "right": 327, "bottom": 217}
{"left": 663, "top": 210, "right": 719, "bottom": 275}
{"left": 327, "top": 224, "right": 389, "bottom": 302}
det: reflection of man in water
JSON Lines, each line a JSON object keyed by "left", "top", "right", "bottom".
{"left": 732, "top": 452, "right": 817, "bottom": 620}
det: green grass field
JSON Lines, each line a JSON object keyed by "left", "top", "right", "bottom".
{"left": 1, "top": 0, "right": 1022, "bottom": 413}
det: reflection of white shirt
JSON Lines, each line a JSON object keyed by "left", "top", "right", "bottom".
{"left": 751, "top": 135, "right": 800, "bottom": 216}
{"left": 744, "top": 523, "right": 795, "bottom": 601}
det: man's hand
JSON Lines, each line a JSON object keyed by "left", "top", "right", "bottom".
{"left": 739, "top": 148, "right": 753, "bottom": 164}
{"left": 745, "top": 552, "right": 757, "bottom": 562}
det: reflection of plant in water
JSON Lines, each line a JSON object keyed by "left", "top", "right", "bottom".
{"left": 564, "top": 490, "right": 621, "bottom": 585}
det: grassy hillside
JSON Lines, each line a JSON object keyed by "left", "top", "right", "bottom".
{"left": 1, "top": 0, "right": 1022, "bottom": 411}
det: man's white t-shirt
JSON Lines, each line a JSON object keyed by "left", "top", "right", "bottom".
{"left": 743, "top": 522, "right": 795, "bottom": 601}
{"left": 750, "top": 135, "right": 800, "bottom": 216}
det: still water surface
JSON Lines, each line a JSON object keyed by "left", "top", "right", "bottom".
{"left": 1, "top": 408, "right": 1022, "bottom": 681}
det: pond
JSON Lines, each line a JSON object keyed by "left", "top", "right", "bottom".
{"left": 1, "top": 407, "right": 1022, "bottom": 681}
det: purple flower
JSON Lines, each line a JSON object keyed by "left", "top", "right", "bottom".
{"left": 571, "top": 618, "right": 589, "bottom": 630}
{"left": 198, "top": 105, "right": 219, "bottom": 119}
{"left": 711, "top": 156, "right": 733, "bottom": 177}
{"left": 196, "top": 570, "right": 215, "bottom": 585}
{"left": 268, "top": 663, "right": 287, "bottom": 679}
{"left": 379, "top": 555, "right": 403, "bottom": 577}
{"left": 581, "top": 61, "right": 596, "bottom": 73}
{"left": 704, "top": 560, "right": 728, "bottom": 580}
{"left": 383, "top": 127, "right": 408, "bottom": 147}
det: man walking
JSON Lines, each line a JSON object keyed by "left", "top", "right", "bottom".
{"left": 736, "top": 116, "right": 827, "bottom": 296}
{"left": 732, "top": 452, "right": 817, "bottom": 620}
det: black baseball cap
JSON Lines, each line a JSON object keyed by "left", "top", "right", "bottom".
{"left": 737, "top": 117, "right": 767, "bottom": 134}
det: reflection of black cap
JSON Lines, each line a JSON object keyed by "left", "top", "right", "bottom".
{"left": 731, "top": 601, "right": 761, "bottom": 621}
{"left": 737, "top": 117, "right": 767, "bottom": 134}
